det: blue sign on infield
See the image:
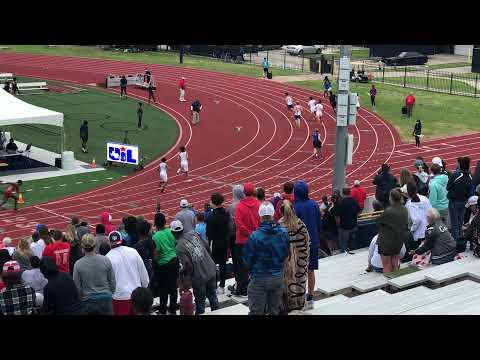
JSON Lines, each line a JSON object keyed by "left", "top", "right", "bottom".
{"left": 106, "top": 142, "right": 139, "bottom": 165}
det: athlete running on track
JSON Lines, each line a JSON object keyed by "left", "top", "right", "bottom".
{"left": 177, "top": 146, "right": 189, "bottom": 176}
{"left": 285, "top": 92, "right": 293, "bottom": 111}
{"left": 308, "top": 96, "right": 316, "bottom": 120}
{"left": 0, "top": 180, "right": 23, "bottom": 210}
{"left": 312, "top": 129, "right": 323, "bottom": 159}
{"left": 159, "top": 157, "right": 168, "bottom": 192}
{"left": 314, "top": 99, "right": 324, "bottom": 122}
{"left": 293, "top": 102, "right": 302, "bottom": 128}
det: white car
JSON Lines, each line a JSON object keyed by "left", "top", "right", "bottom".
{"left": 285, "top": 45, "right": 325, "bottom": 55}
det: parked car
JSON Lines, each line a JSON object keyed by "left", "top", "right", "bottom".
{"left": 382, "top": 51, "right": 428, "bottom": 66}
{"left": 286, "top": 45, "right": 325, "bottom": 56}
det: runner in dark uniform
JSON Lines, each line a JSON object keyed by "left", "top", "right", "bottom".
{"left": 312, "top": 128, "right": 323, "bottom": 159}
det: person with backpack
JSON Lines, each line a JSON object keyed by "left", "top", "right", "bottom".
{"left": 373, "top": 164, "right": 399, "bottom": 209}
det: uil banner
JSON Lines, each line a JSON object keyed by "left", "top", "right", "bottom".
{"left": 106, "top": 142, "right": 139, "bottom": 165}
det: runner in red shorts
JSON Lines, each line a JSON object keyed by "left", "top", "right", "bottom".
{"left": 0, "top": 180, "right": 23, "bottom": 210}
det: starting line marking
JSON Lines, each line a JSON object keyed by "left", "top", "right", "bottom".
{"left": 395, "top": 150, "right": 412, "bottom": 156}
{"left": 421, "top": 146, "right": 438, "bottom": 152}
{"left": 439, "top": 143, "right": 456, "bottom": 148}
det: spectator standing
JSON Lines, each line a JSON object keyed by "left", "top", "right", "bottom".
{"left": 73, "top": 234, "right": 116, "bottom": 315}
{"left": 172, "top": 220, "right": 219, "bottom": 315}
{"left": 80, "top": 120, "right": 88, "bottom": 153}
{"left": 232, "top": 182, "right": 261, "bottom": 297}
{"left": 131, "top": 287, "right": 154, "bottom": 315}
{"left": 179, "top": 77, "right": 186, "bottom": 102}
{"left": 274, "top": 182, "right": 295, "bottom": 221}
{"left": 194, "top": 213, "right": 207, "bottom": 246}
{"left": 405, "top": 92, "right": 416, "bottom": 118}
{"left": 21, "top": 256, "right": 47, "bottom": 298}
{"left": 293, "top": 180, "right": 322, "bottom": 310}
{"left": 11, "top": 78, "right": 21, "bottom": 96}
{"left": 369, "top": 84, "right": 377, "bottom": 108}
{"left": 278, "top": 200, "right": 310, "bottom": 313}
{"left": 175, "top": 199, "right": 196, "bottom": 233}
{"left": 272, "top": 192, "right": 282, "bottom": 209}
{"left": 100, "top": 211, "right": 116, "bottom": 235}
{"left": 12, "top": 237, "right": 33, "bottom": 271}
{"left": 105, "top": 231, "right": 149, "bottom": 315}
{"left": 191, "top": 99, "right": 202, "bottom": 125}
{"left": 30, "top": 231, "right": 45, "bottom": 259}
{"left": 206, "top": 192, "right": 230, "bottom": 294}
{"left": 42, "top": 230, "right": 71, "bottom": 273}
{"left": 405, "top": 182, "right": 433, "bottom": 252}
{"left": 351, "top": 180, "right": 367, "bottom": 213}
{"left": 147, "top": 81, "right": 156, "bottom": 104}
{"left": 373, "top": 164, "right": 399, "bottom": 209}
{"left": 336, "top": 187, "right": 360, "bottom": 254}
{"left": 204, "top": 202, "right": 213, "bottom": 220}
{"left": 413, "top": 161, "right": 430, "bottom": 197}
{"left": 40, "top": 257, "right": 82, "bottom": 315}
{"left": 152, "top": 213, "right": 179, "bottom": 315}
{"left": 447, "top": 156, "right": 473, "bottom": 244}
{"left": 0, "top": 261, "right": 36, "bottom": 315}
{"left": 38, "top": 225, "right": 53, "bottom": 246}
{"left": 472, "top": 160, "right": 480, "bottom": 191}
{"left": 377, "top": 189, "right": 409, "bottom": 273}
{"left": 227, "top": 184, "right": 245, "bottom": 294}
{"left": 132, "top": 220, "right": 156, "bottom": 280}
{"left": 413, "top": 119, "right": 422, "bottom": 147}
{"left": 411, "top": 208, "right": 456, "bottom": 265}
{"left": 429, "top": 163, "right": 450, "bottom": 227}
{"left": 94, "top": 224, "right": 109, "bottom": 253}
{"left": 120, "top": 75, "right": 127, "bottom": 98}
{"left": 243, "top": 202, "right": 289, "bottom": 315}
{"left": 256, "top": 187, "right": 266, "bottom": 202}
{"left": 262, "top": 57, "right": 269, "bottom": 78}
{"left": 323, "top": 193, "right": 340, "bottom": 254}
{"left": 2, "top": 237, "right": 15, "bottom": 257}
{"left": 399, "top": 168, "right": 414, "bottom": 195}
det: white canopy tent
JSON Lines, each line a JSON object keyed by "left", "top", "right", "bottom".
{"left": 0, "top": 88, "right": 65, "bottom": 152}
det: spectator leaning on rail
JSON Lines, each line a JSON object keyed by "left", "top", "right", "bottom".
{"left": 429, "top": 163, "right": 450, "bottom": 227}
{"left": 376, "top": 189, "right": 409, "bottom": 273}
{"left": 373, "top": 164, "right": 399, "bottom": 209}
{"left": 293, "top": 180, "right": 321, "bottom": 310}
{"left": 243, "top": 202, "right": 289, "bottom": 315}
{"left": 447, "top": 156, "right": 473, "bottom": 245}
{"left": 410, "top": 208, "right": 457, "bottom": 265}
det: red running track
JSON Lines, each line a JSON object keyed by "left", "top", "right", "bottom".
{"left": 0, "top": 53, "right": 479, "bottom": 242}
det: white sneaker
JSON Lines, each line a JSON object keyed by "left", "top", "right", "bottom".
{"left": 217, "top": 287, "right": 225, "bottom": 295}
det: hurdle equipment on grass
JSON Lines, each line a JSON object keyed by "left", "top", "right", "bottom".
{"left": 105, "top": 74, "right": 140, "bottom": 88}
{"left": 17, "top": 193, "right": 25, "bottom": 204}
{"left": 17, "top": 82, "right": 49, "bottom": 93}
{"left": 0, "top": 73, "right": 14, "bottom": 83}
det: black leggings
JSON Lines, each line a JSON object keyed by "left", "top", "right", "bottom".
{"left": 370, "top": 95, "right": 376, "bottom": 107}
{"left": 415, "top": 135, "right": 420, "bottom": 147}
{"left": 148, "top": 90, "right": 156, "bottom": 103}
{"left": 214, "top": 249, "right": 228, "bottom": 288}
{"left": 155, "top": 257, "right": 179, "bottom": 314}
{"left": 120, "top": 86, "right": 127, "bottom": 96}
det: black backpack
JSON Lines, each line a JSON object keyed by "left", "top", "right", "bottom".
{"left": 413, "top": 174, "right": 429, "bottom": 197}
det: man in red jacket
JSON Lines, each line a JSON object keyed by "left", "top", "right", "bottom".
{"left": 405, "top": 92, "right": 416, "bottom": 118}
{"left": 274, "top": 182, "right": 295, "bottom": 221}
{"left": 179, "top": 77, "right": 186, "bottom": 102}
{"left": 231, "top": 182, "right": 260, "bottom": 297}
{"left": 351, "top": 180, "right": 367, "bottom": 213}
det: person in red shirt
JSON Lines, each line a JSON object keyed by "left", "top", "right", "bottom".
{"left": 0, "top": 180, "right": 23, "bottom": 211}
{"left": 274, "top": 182, "right": 295, "bottom": 221}
{"left": 179, "top": 77, "right": 186, "bottom": 102}
{"left": 231, "top": 182, "right": 260, "bottom": 297}
{"left": 351, "top": 180, "right": 367, "bottom": 213}
{"left": 405, "top": 92, "right": 416, "bottom": 118}
{"left": 42, "top": 230, "right": 71, "bottom": 273}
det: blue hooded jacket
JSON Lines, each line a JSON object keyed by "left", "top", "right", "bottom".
{"left": 294, "top": 180, "right": 321, "bottom": 248}
{"left": 243, "top": 220, "right": 289, "bottom": 278}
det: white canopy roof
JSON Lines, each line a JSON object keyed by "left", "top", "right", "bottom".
{"left": 0, "top": 89, "right": 63, "bottom": 127}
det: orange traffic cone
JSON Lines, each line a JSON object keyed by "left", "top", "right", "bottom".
{"left": 18, "top": 193, "right": 25, "bottom": 204}
{"left": 91, "top": 157, "right": 96, "bottom": 168}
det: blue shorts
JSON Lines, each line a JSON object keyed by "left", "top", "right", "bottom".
{"left": 287, "top": 104, "right": 293, "bottom": 110}
{"left": 309, "top": 247, "right": 319, "bottom": 270}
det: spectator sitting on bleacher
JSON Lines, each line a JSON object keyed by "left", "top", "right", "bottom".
{"left": 373, "top": 164, "right": 399, "bottom": 209}
{"left": 377, "top": 189, "right": 409, "bottom": 273}
{"left": 6, "top": 138, "right": 18, "bottom": 152}
{"left": 405, "top": 182, "right": 432, "bottom": 253}
{"left": 410, "top": 208, "right": 457, "bottom": 265}
{"left": 367, "top": 235, "right": 406, "bottom": 273}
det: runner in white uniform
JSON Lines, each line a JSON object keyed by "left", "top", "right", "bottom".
{"left": 308, "top": 96, "right": 316, "bottom": 119}
{"left": 314, "top": 99, "right": 324, "bottom": 122}
{"left": 159, "top": 157, "right": 168, "bottom": 192}
{"left": 285, "top": 92, "right": 294, "bottom": 111}
{"left": 293, "top": 103, "right": 302, "bottom": 128}
{"left": 177, "top": 146, "right": 189, "bottom": 176}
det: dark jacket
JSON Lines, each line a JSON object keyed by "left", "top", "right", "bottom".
{"left": 377, "top": 203, "right": 409, "bottom": 256}
{"left": 373, "top": 171, "right": 398, "bottom": 205}
{"left": 294, "top": 181, "right": 322, "bottom": 248}
{"left": 42, "top": 272, "right": 83, "bottom": 315}
{"left": 413, "top": 122, "right": 421, "bottom": 136}
{"left": 80, "top": 124, "right": 88, "bottom": 141}
{"left": 415, "top": 220, "right": 456, "bottom": 262}
{"left": 243, "top": 221, "right": 289, "bottom": 278}
{"left": 191, "top": 100, "right": 202, "bottom": 112}
{"left": 472, "top": 160, "right": 480, "bottom": 190}
{"left": 205, "top": 207, "right": 230, "bottom": 263}
{"left": 447, "top": 170, "right": 473, "bottom": 203}
{"left": 336, "top": 196, "right": 360, "bottom": 230}
{"left": 120, "top": 77, "right": 127, "bottom": 87}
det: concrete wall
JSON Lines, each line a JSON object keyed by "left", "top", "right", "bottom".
{"left": 454, "top": 45, "right": 473, "bottom": 56}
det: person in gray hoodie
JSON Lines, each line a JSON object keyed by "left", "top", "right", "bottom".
{"left": 227, "top": 184, "right": 245, "bottom": 293}
{"left": 429, "top": 164, "right": 450, "bottom": 227}
{"left": 175, "top": 199, "right": 196, "bottom": 233}
{"left": 171, "top": 220, "right": 219, "bottom": 315}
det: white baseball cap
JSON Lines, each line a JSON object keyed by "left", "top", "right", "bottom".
{"left": 354, "top": 180, "right": 360, "bottom": 186}
{"left": 180, "top": 199, "right": 189, "bottom": 208}
{"left": 432, "top": 157, "right": 443, "bottom": 167}
{"left": 466, "top": 196, "right": 478, "bottom": 208}
{"left": 273, "top": 192, "right": 281, "bottom": 198}
{"left": 258, "top": 202, "right": 275, "bottom": 218}
{"left": 170, "top": 220, "right": 184, "bottom": 232}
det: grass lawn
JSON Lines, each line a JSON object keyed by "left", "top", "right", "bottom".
{"left": 427, "top": 62, "right": 471, "bottom": 70}
{"left": 382, "top": 76, "right": 478, "bottom": 95}
{"left": 3, "top": 77, "right": 178, "bottom": 206}
{"left": 0, "top": 45, "right": 300, "bottom": 78}
{"left": 291, "top": 80, "right": 480, "bottom": 141}
{"left": 329, "top": 48, "right": 370, "bottom": 59}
